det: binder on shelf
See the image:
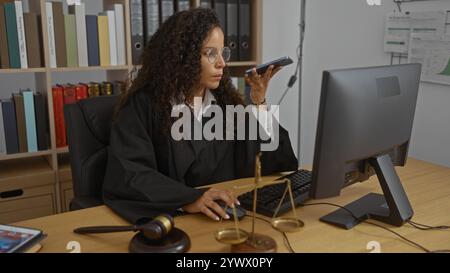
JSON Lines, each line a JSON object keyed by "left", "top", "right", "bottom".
{"left": 227, "top": 0, "right": 239, "bottom": 62}
{"left": 214, "top": 0, "right": 227, "bottom": 45}
{"left": 0, "top": 5, "right": 10, "bottom": 68}
{"left": 238, "top": 0, "right": 250, "bottom": 61}
{"left": 52, "top": 2, "right": 67, "bottom": 67}
{"left": 97, "top": 15, "right": 111, "bottom": 66}
{"left": 113, "top": 4, "right": 126, "bottom": 65}
{"left": 33, "top": 92, "right": 50, "bottom": 151}
{"left": 45, "top": 2, "right": 57, "bottom": 68}
{"left": 177, "top": 0, "right": 190, "bottom": 11}
{"left": 61, "top": 84, "right": 77, "bottom": 105}
{"left": 64, "top": 14, "right": 78, "bottom": 67}
{"left": 52, "top": 85, "right": 66, "bottom": 148}
{"left": 104, "top": 10, "right": 118, "bottom": 66}
{"left": 130, "top": 0, "right": 144, "bottom": 65}
{"left": 12, "top": 93, "right": 28, "bottom": 153}
{"left": 100, "top": 82, "right": 113, "bottom": 96}
{"left": 14, "top": 0, "right": 28, "bottom": 69}
{"left": 0, "top": 103, "right": 6, "bottom": 155}
{"left": 21, "top": 90, "right": 37, "bottom": 153}
{"left": 69, "top": 3, "right": 88, "bottom": 67}
{"left": 200, "top": 0, "right": 212, "bottom": 9}
{"left": 1, "top": 99, "right": 19, "bottom": 154}
{"left": 85, "top": 15, "right": 100, "bottom": 66}
{"left": 4, "top": 3, "right": 20, "bottom": 68}
{"left": 160, "top": 0, "right": 175, "bottom": 23}
{"left": 24, "top": 12, "right": 43, "bottom": 68}
{"left": 88, "top": 82, "right": 100, "bottom": 97}
{"left": 143, "top": 0, "right": 160, "bottom": 45}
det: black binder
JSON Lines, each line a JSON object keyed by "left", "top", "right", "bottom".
{"left": 238, "top": 0, "right": 250, "bottom": 61}
{"left": 130, "top": 0, "right": 145, "bottom": 65}
{"left": 214, "top": 0, "right": 227, "bottom": 45}
{"left": 226, "top": 0, "right": 239, "bottom": 62}
{"left": 33, "top": 92, "right": 50, "bottom": 151}
{"left": 1, "top": 99, "right": 19, "bottom": 154}
{"left": 144, "top": 0, "right": 160, "bottom": 46}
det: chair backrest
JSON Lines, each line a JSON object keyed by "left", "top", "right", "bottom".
{"left": 64, "top": 95, "right": 119, "bottom": 208}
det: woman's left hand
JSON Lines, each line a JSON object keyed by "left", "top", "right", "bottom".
{"left": 245, "top": 65, "right": 282, "bottom": 105}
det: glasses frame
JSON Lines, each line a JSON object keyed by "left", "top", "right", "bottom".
{"left": 203, "top": 47, "right": 231, "bottom": 64}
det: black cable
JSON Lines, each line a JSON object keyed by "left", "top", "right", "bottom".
{"left": 299, "top": 202, "right": 450, "bottom": 253}
{"left": 407, "top": 220, "right": 450, "bottom": 230}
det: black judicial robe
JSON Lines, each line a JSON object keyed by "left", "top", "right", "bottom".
{"left": 102, "top": 90, "right": 298, "bottom": 223}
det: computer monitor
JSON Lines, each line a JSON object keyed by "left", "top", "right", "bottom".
{"left": 310, "top": 63, "right": 422, "bottom": 229}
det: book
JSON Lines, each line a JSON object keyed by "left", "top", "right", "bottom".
{"left": 14, "top": 0, "right": 27, "bottom": 68}
{"left": 4, "top": 3, "right": 20, "bottom": 68}
{"left": 52, "top": 85, "right": 66, "bottom": 147}
{"left": 97, "top": 15, "right": 111, "bottom": 66}
{"left": 45, "top": 2, "right": 57, "bottom": 68}
{"left": 12, "top": 93, "right": 28, "bottom": 152}
{"left": 1, "top": 99, "right": 19, "bottom": 154}
{"left": 69, "top": 3, "right": 88, "bottom": 67}
{"left": 64, "top": 14, "right": 78, "bottom": 67}
{"left": 0, "top": 102, "right": 6, "bottom": 155}
{"left": 0, "top": 5, "right": 10, "bottom": 68}
{"left": 33, "top": 92, "right": 50, "bottom": 151}
{"left": 104, "top": 10, "right": 117, "bottom": 66}
{"left": 113, "top": 4, "right": 126, "bottom": 65}
{"left": 52, "top": 2, "right": 67, "bottom": 67}
{"left": 24, "top": 12, "right": 43, "bottom": 68}
{"left": 21, "top": 90, "right": 38, "bottom": 152}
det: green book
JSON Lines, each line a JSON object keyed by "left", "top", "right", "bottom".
{"left": 4, "top": 3, "right": 20, "bottom": 68}
{"left": 64, "top": 14, "right": 78, "bottom": 67}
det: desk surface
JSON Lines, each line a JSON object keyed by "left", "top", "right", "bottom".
{"left": 15, "top": 158, "right": 450, "bottom": 253}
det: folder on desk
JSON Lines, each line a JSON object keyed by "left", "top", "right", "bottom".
{"left": 130, "top": 0, "right": 144, "bottom": 65}
{"left": 238, "top": 0, "right": 250, "bottom": 61}
{"left": 144, "top": 0, "right": 160, "bottom": 46}
{"left": 227, "top": 0, "right": 239, "bottom": 62}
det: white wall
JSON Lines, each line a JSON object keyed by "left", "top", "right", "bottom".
{"left": 263, "top": 0, "right": 450, "bottom": 168}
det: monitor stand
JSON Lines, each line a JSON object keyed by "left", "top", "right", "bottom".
{"left": 320, "top": 154, "right": 414, "bottom": 230}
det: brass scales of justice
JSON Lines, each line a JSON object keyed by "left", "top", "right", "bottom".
{"left": 214, "top": 152, "right": 304, "bottom": 253}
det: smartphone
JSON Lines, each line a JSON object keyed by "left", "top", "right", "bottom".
{"left": 245, "top": 56, "right": 294, "bottom": 77}
{"left": 0, "top": 224, "right": 45, "bottom": 253}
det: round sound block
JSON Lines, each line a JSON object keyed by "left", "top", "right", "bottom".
{"left": 129, "top": 228, "right": 191, "bottom": 253}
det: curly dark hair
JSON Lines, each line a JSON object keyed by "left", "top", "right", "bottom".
{"left": 114, "top": 8, "right": 244, "bottom": 132}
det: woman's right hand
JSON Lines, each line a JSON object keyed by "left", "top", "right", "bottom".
{"left": 182, "top": 188, "right": 240, "bottom": 221}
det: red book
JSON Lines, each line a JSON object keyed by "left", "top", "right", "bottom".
{"left": 52, "top": 86, "right": 66, "bottom": 147}
{"left": 60, "top": 84, "right": 77, "bottom": 105}
{"left": 75, "top": 84, "right": 88, "bottom": 101}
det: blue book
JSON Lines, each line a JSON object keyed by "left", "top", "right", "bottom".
{"left": 1, "top": 99, "right": 19, "bottom": 154}
{"left": 85, "top": 15, "right": 100, "bottom": 66}
{"left": 21, "top": 90, "right": 38, "bottom": 152}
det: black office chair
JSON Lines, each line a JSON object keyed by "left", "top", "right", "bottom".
{"left": 64, "top": 95, "right": 119, "bottom": 210}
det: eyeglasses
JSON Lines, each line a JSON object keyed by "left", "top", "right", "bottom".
{"left": 203, "top": 47, "right": 231, "bottom": 64}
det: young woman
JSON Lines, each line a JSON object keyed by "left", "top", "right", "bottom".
{"left": 103, "top": 8, "right": 298, "bottom": 224}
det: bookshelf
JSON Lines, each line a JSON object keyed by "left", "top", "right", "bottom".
{"left": 0, "top": 0, "right": 262, "bottom": 223}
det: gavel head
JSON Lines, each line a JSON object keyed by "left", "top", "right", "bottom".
{"left": 141, "top": 214, "right": 174, "bottom": 241}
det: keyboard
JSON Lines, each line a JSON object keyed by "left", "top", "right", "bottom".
{"left": 238, "top": 169, "right": 312, "bottom": 217}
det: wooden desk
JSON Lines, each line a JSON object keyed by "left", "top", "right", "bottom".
{"left": 14, "top": 158, "right": 450, "bottom": 253}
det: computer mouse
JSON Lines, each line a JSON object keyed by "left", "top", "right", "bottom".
{"left": 216, "top": 200, "right": 247, "bottom": 221}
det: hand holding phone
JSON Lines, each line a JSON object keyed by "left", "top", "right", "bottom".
{"left": 245, "top": 56, "right": 293, "bottom": 77}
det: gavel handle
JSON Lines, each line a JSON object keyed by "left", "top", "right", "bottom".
{"left": 74, "top": 225, "right": 138, "bottom": 234}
